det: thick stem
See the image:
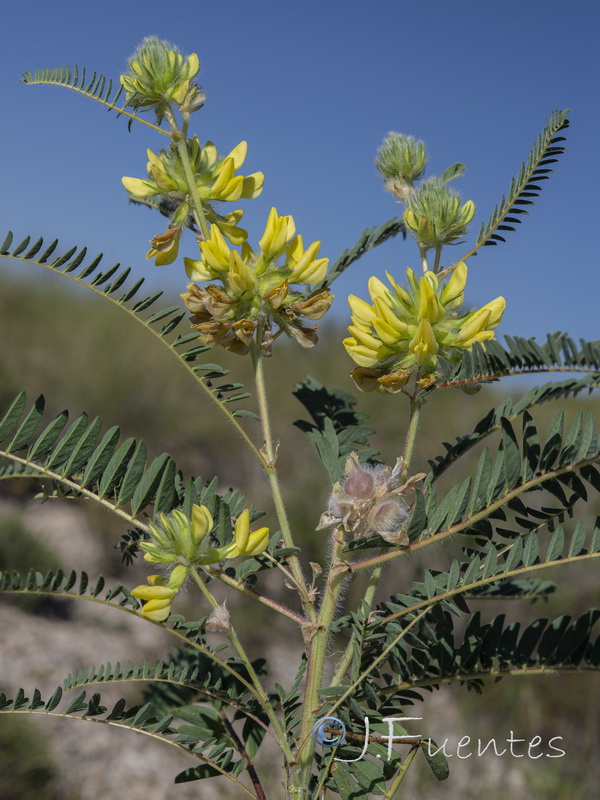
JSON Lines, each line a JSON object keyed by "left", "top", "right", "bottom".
{"left": 295, "top": 534, "right": 349, "bottom": 792}
{"left": 400, "top": 395, "right": 422, "bottom": 482}
{"left": 433, "top": 244, "right": 442, "bottom": 272}
{"left": 331, "top": 559, "right": 383, "bottom": 686}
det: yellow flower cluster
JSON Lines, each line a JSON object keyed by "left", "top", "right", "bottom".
{"left": 344, "top": 262, "right": 505, "bottom": 392}
{"left": 131, "top": 505, "right": 269, "bottom": 621}
{"left": 181, "top": 208, "right": 333, "bottom": 353}
{"left": 122, "top": 138, "right": 264, "bottom": 264}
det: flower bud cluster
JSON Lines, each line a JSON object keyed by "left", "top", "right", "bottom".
{"left": 123, "top": 138, "right": 263, "bottom": 264}
{"left": 120, "top": 37, "right": 205, "bottom": 123}
{"left": 131, "top": 504, "right": 269, "bottom": 621}
{"left": 344, "top": 262, "right": 505, "bottom": 391}
{"left": 405, "top": 178, "right": 475, "bottom": 248}
{"left": 375, "top": 132, "right": 474, "bottom": 252}
{"left": 317, "top": 452, "right": 425, "bottom": 544}
{"left": 376, "top": 133, "right": 428, "bottom": 201}
{"left": 181, "top": 208, "right": 333, "bottom": 353}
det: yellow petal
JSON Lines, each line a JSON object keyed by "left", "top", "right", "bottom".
{"left": 368, "top": 276, "right": 392, "bottom": 303}
{"left": 131, "top": 584, "right": 176, "bottom": 600}
{"left": 202, "top": 141, "right": 218, "bottom": 168}
{"left": 225, "top": 141, "right": 248, "bottom": 170}
{"left": 409, "top": 319, "right": 439, "bottom": 365}
{"left": 121, "top": 177, "right": 159, "bottom": 197}
{"left": 184, "top": 258, "right": 215, "bottom": 281}
{"left": 343, "top": 339, "right": 382, "bottom": 368}
{"left": 140, "top": 598, "right": 172, "bottom": 621}
{"left": 241, "top": 172, "right": 264, "bottom": 199}
{"left": 211, "top": 158, "right": 235, "bottom": 196}
{"left": 244, "top": 527, "right": 270, "bottom": 556}
{"left": 192, "top": 504, "right": 213, "bottom": 543}
{"left": 234, "top": 509, "right": 250, "bottom": 552}
{"left": 440, "top": 261, "right": 468, "bottom": 306}
{"left": 348, "top": 295, "right": 376, "bottom": 325}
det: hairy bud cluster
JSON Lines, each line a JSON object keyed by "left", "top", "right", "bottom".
{"left": 317, "top": 452, "right": 425, "bottom": 544}
{"left": 120, "top": 37, "right": 205, "bottom": 123}
{"left": 376, "top": 133, "right": 428, "bottom": 201}
{"left": 405, "top": 178, "right": 475, "bottom": 248}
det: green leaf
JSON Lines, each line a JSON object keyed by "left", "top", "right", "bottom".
{"left": 45, "top": 414, "right": 91, "bottom": 470}
{"left": 462, "top": 110, "right": 569, "bottom": 258}
{"left": 98, "top": 438, "right": 136, "bottom": 497}
{"left": 175, "top": 765, "right": 221, "bottom": 783}
{"left": 0, "top": 391, "right": 27, "bottom": 443}
{"left": 62, "top": 416, "right": 103, "bottom": 476}
{"left": 130, "top": 453, "right": 171, "bottom": 516}
{"left": 27, "top": 409, "right": 69, "bottom": 461}
{"left": 440, "top": 162, "right": 466, "bottom": 183}
{"left": 80, "top": 426, "right": 121, "bottom": 488}
{"left": 421, "top": 739, "right": 450, "bottom": 780}
{"left": 7, "top": 395, "right": 45, "bottom": 452}
{"left": 116, "top": 440, "right": 148, "bottom": 506}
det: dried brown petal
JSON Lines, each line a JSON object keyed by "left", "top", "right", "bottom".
{"left": 264, "top": 280, "right": 289, "bottom": 309}
{"left": 287, "top": 322, "right": 319, "bottom": 348}
{"left": 291, "top": 289, "right": 334, "bottom": 320}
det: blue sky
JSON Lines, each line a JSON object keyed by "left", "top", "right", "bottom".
{"left": 2, "top": 0, "right": 599, "bottom": 350}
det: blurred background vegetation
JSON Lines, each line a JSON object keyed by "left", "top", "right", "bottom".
{"left": 1, "top": 272, "right": 599, "bottom": 799}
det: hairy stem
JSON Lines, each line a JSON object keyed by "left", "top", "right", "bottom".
{"left": 250, "top": 338, "right": 316, "bottom": 621}
{"left": 295, "top": 533, "right": 348, "bottom": 791}
{"left": 401, "top": 394, "right": 422, "bottom": 481}
{"left": 208, "top": 567, "right": 305, "bottom": 625}
{"left": 331, "top": 559, "right": 383, "bottom": 686}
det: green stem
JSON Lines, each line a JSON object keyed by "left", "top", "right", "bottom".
{"left": 191, "top": 569, "right": 294, "bottom": 762}
{"left": 331, "top": 559, "right": 383, "bottom": 686}
{"left": 433, "top": 244, "right": 442, "bottom": 272}
{"left": 400, "top": 396, "right": 422, "bottom": 482}
{"left": 418, "top": 244, "right": 429, "bottom": 272}
{"left": 207, "top": 567, "right": 305, "bottom": 625}
{"left": 383, "top": 745, "right": 419, "bottom": 799}
{"left": 166, "top": 109, "right": 210, "bottom": 239}
{"left": 323, "top": 608, "right": 429, "bottom": 721}
{"left": 332, "top": 393, "right": 422, "bottom": 687}
{"left": 250, "top": 339, "right": 316, "bottom": 622}
{"left": 295, "top": 534, "right": 348, "bottom": 791}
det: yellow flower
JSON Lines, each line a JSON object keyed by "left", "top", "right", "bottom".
{"left": 258, "top": 208, "right": 297, "bottom": 261}
{"left": 146, "top": 225, "right": 182, "bottom": 266}
{"left": 132, "top": 566, "right": 188, "bottom": 622}
{"left": 231, "top": 509, "right": 270, "bottom": 556}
